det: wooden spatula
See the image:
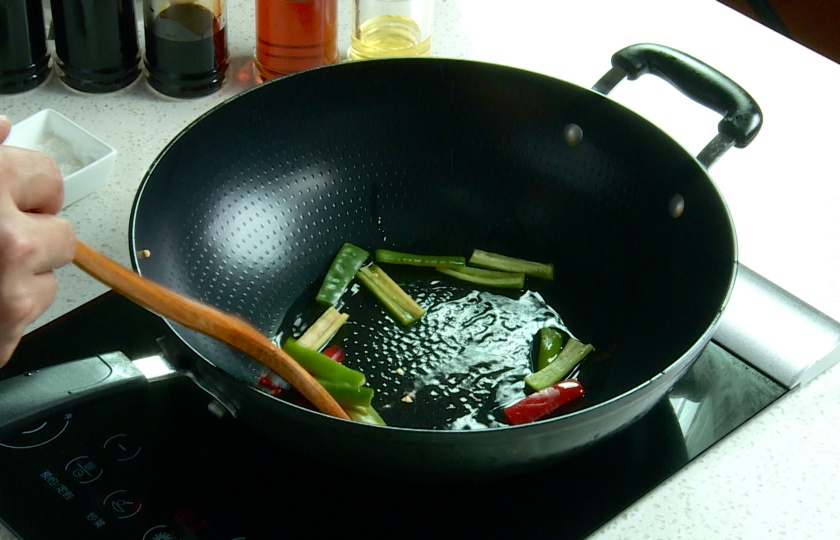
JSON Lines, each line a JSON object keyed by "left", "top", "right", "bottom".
{"left": 72, "top": 240, "right": 350, "bottom": 420}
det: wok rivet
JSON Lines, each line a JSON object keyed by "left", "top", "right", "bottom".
{"left": 563, "top": 123, "right": 583, "bottom": 147}
{"left": 136, "top": 249, "right": 152, "bottom": 259}
{"left": 669, "top": 194, "right": 686, "bottom": 218}
{"left": 207, "top": 401, "right": 227, "bottom": 419}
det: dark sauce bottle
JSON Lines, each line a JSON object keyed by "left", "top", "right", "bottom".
{"left": 144, "top": 1, "right": 229, "bottom": 98}
{"left": 0, "top": 0, "right": 50, "bottom": 94}
{"left": 49, "top": 0, "right": 141, "bottom": 93}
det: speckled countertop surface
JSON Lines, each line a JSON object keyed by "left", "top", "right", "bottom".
{"left": 3, "top": 1, "right": 840, "bottom": 538}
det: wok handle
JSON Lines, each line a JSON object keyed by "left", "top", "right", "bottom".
{"left": 0, "top": 352, "right": 146, "bottom": 434}
{"left": 592, "top": 43, "right": 763, "bottom": 168}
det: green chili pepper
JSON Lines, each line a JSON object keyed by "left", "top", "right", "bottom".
{"left": 316, "top": 243, "right": 370, "bottom": 306}
{"left": 375, "top": 249, "right": 465, "bottom": 269}
{"left": 436, "top": 266, "right": 525, "bottom": 289}
{"left": 282, "top": 337, "right": 366, "bottom": 388}
{"left": 525, "top": 337, "right": 593, "bottom": 392}
{"left": 317, "top": 380, "right": 374, "bottom": 409}
{"left": 356, "top": 264, "right": 425, "bottom": 326}
{"left": 536, "top": 327, "right": 565, "bottom": 371}
{"left": 346, "top": 405, "right": 387, "bottom": 425}
{"left": 468, "top": 249, "right": 555, "bottom": 280}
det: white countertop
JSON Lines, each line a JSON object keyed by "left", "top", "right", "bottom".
{"left": 3, "top": 1, "right": 840, "bottom": 538}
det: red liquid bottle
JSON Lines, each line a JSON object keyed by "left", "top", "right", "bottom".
{"left": 0, "top": 0, "right": 50, "bottom": 94}
{"left": 254, "top": 0, "right": 338, "bottom": 81}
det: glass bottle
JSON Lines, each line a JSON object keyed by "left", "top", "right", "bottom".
{"left": 254, "top": 0, "right": 338, "bottom": 81}
{"left": 0, "top": 0, "right": 51, "bottom": 94}
{"left": 348, "top": 0, "right": 433, "bottom": 60}
{"left": 143, "top": 0, "right": 230, "bottom": 98}
{"left": 49, "top": 0, "right": 142, "bottom": 93}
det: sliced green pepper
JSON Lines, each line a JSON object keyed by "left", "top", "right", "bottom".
{"left": 282, "top": 337, "right": 366, "bottom": 388}
{"left": 468, "top": 249, "right": 555, "bottom": 280}
{"left": 536, "top": 327, "right": 565, "bottom": 371}
{"left": 436, "top": 265, "right": 525, "bottom": 289}
{"left": 524, "top": 337, "right": 593, "bottom": 392}
{"left": 375, "top": 249, "right": 465, "bottom": 269}
{"left": 356, "top": 264, "right": 425, "bottom": 326}
{"left": 346, "top": 405, "right": 387, "bottom": 426}
{"left": 317, "top": 380, "right": 374, "bottom": 409}
{"left": 316, "top": 243, "right": 370, "bottom": 306}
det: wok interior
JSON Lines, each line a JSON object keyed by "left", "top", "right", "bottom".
{"left": 131, "top": 59, "right": 735, "bottom": 417}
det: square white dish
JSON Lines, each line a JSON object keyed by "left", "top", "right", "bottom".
{"left": 4, "top": 109, "right": 117, "bottom": 208}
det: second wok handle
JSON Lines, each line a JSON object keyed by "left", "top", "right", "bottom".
{"left": 72, "top": 240, "right": 350, "bottom": 420}
{"left": 592, "top": 43, "right": 763, "bottom": 168}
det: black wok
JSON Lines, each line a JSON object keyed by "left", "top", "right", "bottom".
{"left": 129, "top": 43, "right": 761, "bottom": 478}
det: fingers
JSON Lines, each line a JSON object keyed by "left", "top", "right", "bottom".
{"left": 0, "top": 270, "right": 59, "bottom": 369}
{"left": 0, "top": 115, "right": 10, "bottom": 143}
{"left": 0, "top": 114, "right": 76, "bottom": 367}
{"left": 0, "top": 207, "right": 76, "bottom": 300}
{"left": 0, "top": 212, "right": 77, "bottom": 272}
{"left": 0, "top": 144, "right": 65, "bottom": 214}
{"left": 0, "top": 214, "right": 74, "bottom": 368}
{"left": 36, "top": 214, "right": 77, "bottom": 272}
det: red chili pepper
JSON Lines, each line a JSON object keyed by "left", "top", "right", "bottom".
{"left": 322, "top": 345, "right": 346, "bottom": 363}
{"left": 503, "top": 379, "right": 585, "bottom": 425}
{"left": 257, "top": 373, "right": 283, "bottom": 396}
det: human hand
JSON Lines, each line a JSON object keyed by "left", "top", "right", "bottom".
{"left": 0, "top": 115, "right": 76, "bottom": 367}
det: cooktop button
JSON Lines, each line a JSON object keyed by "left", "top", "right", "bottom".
{"left": 64, "top": 455, "right": 103, "bottom": 484}
{"left": 0, "top": 414, "right": 72, "bottom": 449}
{"left": 102, "top": 489, "right": 142, "bottom": 519}
{"left": 142, "top": 524, "right": 182, "bottom": 540}
{"left": 102, "top": 433, "right": 141, "bottom": 462}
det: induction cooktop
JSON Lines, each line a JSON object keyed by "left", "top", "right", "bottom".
{"left": 0, "top": 265, "right": 837, "bottom": 539}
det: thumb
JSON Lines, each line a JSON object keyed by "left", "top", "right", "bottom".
{"left": 0, "top": 115, "right": 10, "bottom": 143}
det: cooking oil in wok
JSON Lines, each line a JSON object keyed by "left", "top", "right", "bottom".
{"left": 348, "top": 15, "right": 431, "bottom": 59}
{"left": 278, "top": 271, "right": 570, "bottom": 430}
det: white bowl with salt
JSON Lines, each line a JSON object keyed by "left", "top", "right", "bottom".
{"left": 3, "top": 109, "right": 117, "bottom": 208}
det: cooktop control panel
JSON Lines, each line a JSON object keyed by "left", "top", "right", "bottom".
{"left": 0, "top": 376, "right": 258, "bottom": 540}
